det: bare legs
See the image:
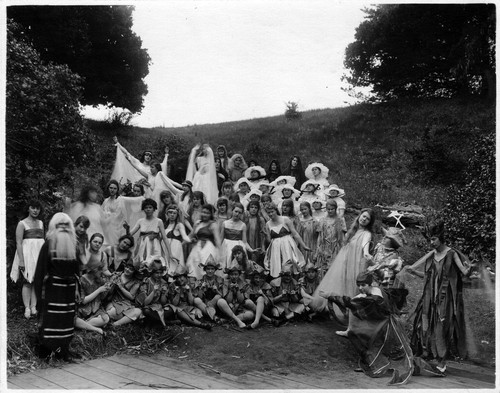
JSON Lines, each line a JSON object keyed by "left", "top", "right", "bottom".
{"left": 216, "top": 299, "right": 246, "bottom": 328}
{"left": 22, "top": 282, "right": 37, "bottom": 318}
{"left": 245, "top": 297, "right": 271, "bottom": 328}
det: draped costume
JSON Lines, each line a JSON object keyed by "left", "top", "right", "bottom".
{"left": 34, "top": 242, "right": 79, "bottom": 356}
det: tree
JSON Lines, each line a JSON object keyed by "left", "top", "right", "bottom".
{"left": 442, "top": 131, "right": 495, "bottom": 266}
{"left": 6, "top": 21, "right": 96, "bottom": 248}
{"left": 7, "top": 5, "right": 151, "bottom": 113}
{"left": 343, "top": 4, "right": 495, "bottom": 101}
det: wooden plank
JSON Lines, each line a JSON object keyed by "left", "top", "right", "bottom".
{"left": 6, "top": 378, "right": 40, "bottom": 390}
{"left": 7, "top": 381, "right": 23, "bottom": 389}
{"left": 111, "top": 354, "right": 240, "bottom": 389}
{"left": 250, "top": 371, "right": 323, "bottom": 389}
{"left": 32, "top": 367, "right": 108, "bottom": 389}
{"left": 63, "top": 362, "right": 140, "bottom": 390}
{"left": 86, "top": 357, "right": 199, "bottom": 390}
{"left": 11, "top": 370, "right": 66, "bottom": 389}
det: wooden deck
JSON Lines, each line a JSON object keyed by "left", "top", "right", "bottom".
{"left": 7, "top": 353, "right": 496, "bottom": 390}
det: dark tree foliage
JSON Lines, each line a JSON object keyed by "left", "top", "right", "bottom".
{"left": 6, "top": 21, "right": 96, "bottom": 254}
{"left": 7, "top": 5, "right": 151, "bottom": 113}
{"left": 442, "top": 131, "right": 495, "bottom": 265}
{"left": 344, "top": 4, "right": 496, "bottom": 101}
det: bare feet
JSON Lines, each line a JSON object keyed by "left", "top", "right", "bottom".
{"left": 335, "top": 330, "right": 349, "bottom": 337}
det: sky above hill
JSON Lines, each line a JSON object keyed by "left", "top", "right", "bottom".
{"left": 83, "top": 1, "right": 369, "bottom": 127}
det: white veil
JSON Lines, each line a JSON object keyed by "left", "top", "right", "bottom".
{"left": 111, "top": 143, "right": 151, "bottom": 184}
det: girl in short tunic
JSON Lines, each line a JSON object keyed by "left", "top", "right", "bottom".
{"left": 193, "top": 259, "right": 225, "bottom": 322}
{"left": 244, "top": 266, "right": 273, "bottom": 329}
{"left": 105, "top": 260, "right": 143, "bottom": 327}
{"left": 11, "top": 200, "right": 45, "bottom": 319}
{"left": 167, "top": 266, "right": 211, "bottom": 330}
{"left": 270, "top": 264, "right": 305, "bottom": 324}
{"left": 263, "top": 203, "right": 310, "bottom": 278}
{"left": 129, "top": 198, "right": 171, "bottom": 268}
{"left": 220, "top": 203, "right": 254, "bottom": 271}
{"left": 296, "top": 202, "right": 318, "bottom": 265}
{"left": 299, "top": 263, "right": 327, "bottom": 317}
{"left": 186, "top": 204, "right": 221, "bottom": 281}
{"left": 136, "top": 260, "right": 173, "bottom": 326}
{"left": 222, "top": 266, "right": 253, "bottom": 327}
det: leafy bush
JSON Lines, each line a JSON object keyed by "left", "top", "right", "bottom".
{"left": 442, "top": 131, "right": 495, "bottom": 265}
{"left": 284, "top": 101, "right": 302, "bottom": 121}
{"left": 6, "top": 20, "right": 95, "bottom": 259}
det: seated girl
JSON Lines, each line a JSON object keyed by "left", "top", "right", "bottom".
{"left": 270, "top": 263, "right": 305, "bottom": 326}
{"left": 167, "top": 266, "right": 211, "bottom": 330}
{"left": 192, "top": 257, "right": 225, "bottom": 322}
{"left": 136, "top": 259, "right": 174, "bottom": 327}
{"left": 366, "top": 227, "right": 405, "bottom": 283}
{"left": 103, "top": 234, "right": 135, "bottom": 277}
{"left": 244, "top": 265, "right": 273, "bottom": 329}
{"left": 104, "top": 260, "right": 143, "bottom": 327}
{"left": 219, "top": 265, "right": 250, "bottom": 328}
{"left": 76, "top": 235, "right": 112, "bottom": 335}
{"left": 299, "top": 263, "right": 327, "bottom": 319}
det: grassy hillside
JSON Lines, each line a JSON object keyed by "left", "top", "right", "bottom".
{"left": 88, "top": 96, "right": 495, "bottom": 210}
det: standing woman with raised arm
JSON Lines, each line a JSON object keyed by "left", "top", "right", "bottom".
{"left": 111, "top": 136, "right": 169, "bottom": 184}
{"left": 10, "top": 200, "right": 45, "bottom": 319}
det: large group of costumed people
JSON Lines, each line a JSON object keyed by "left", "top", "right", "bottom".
{"left": 10, "top": 138, "right": 478, "bottom": 385}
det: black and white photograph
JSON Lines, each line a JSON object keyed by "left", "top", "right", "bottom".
{"left": 3, "top": 1, "right": 496, "bottom": 390}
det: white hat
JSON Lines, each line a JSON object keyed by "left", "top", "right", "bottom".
{"left": 300, "top": 179, "right": 323, "bottom": 193}
{"left": 326, "top": 184, "right": 345, "bottom": 198}
{"left": 270, "top": 175, "right": 297, "bottom": 188}
{"left": 234, "top": 177, "right": 252, "bottom": 191}
{"left": 244, "top": 166, "right": 266, "bottom": 179}
{"left": 305, "top": 162, "right": 329, "bottom": 180}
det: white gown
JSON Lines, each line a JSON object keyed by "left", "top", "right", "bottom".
{"left": 186, "top": 145, "right": 218, "bottom": 205}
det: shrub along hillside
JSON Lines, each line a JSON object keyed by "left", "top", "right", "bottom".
{"left": 89, "top": 96, "right": 494, "bottom": 210}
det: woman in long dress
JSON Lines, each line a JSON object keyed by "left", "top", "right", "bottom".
{"left": 10, "top": 200, "right": 45, "bottom": 319}
{"left": 263, "top": 203, "right": 310, "bottom": 278}
{"left": 314, "top": 200, "right": 344, "bottom": 276}
{"left": 186, "top": 144, "right": 218, "bottom": 206}
{"left": 186, "top": 204, "right": 222, "bottom": 282}
{"left": 101, "top": 179, "right": 144, "bottom": 247}
{"left": 407, "top": 221, "right": 473, "bottom": 372}
{"left": 316, "top": 208, "right": 376, "bottom": 324}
